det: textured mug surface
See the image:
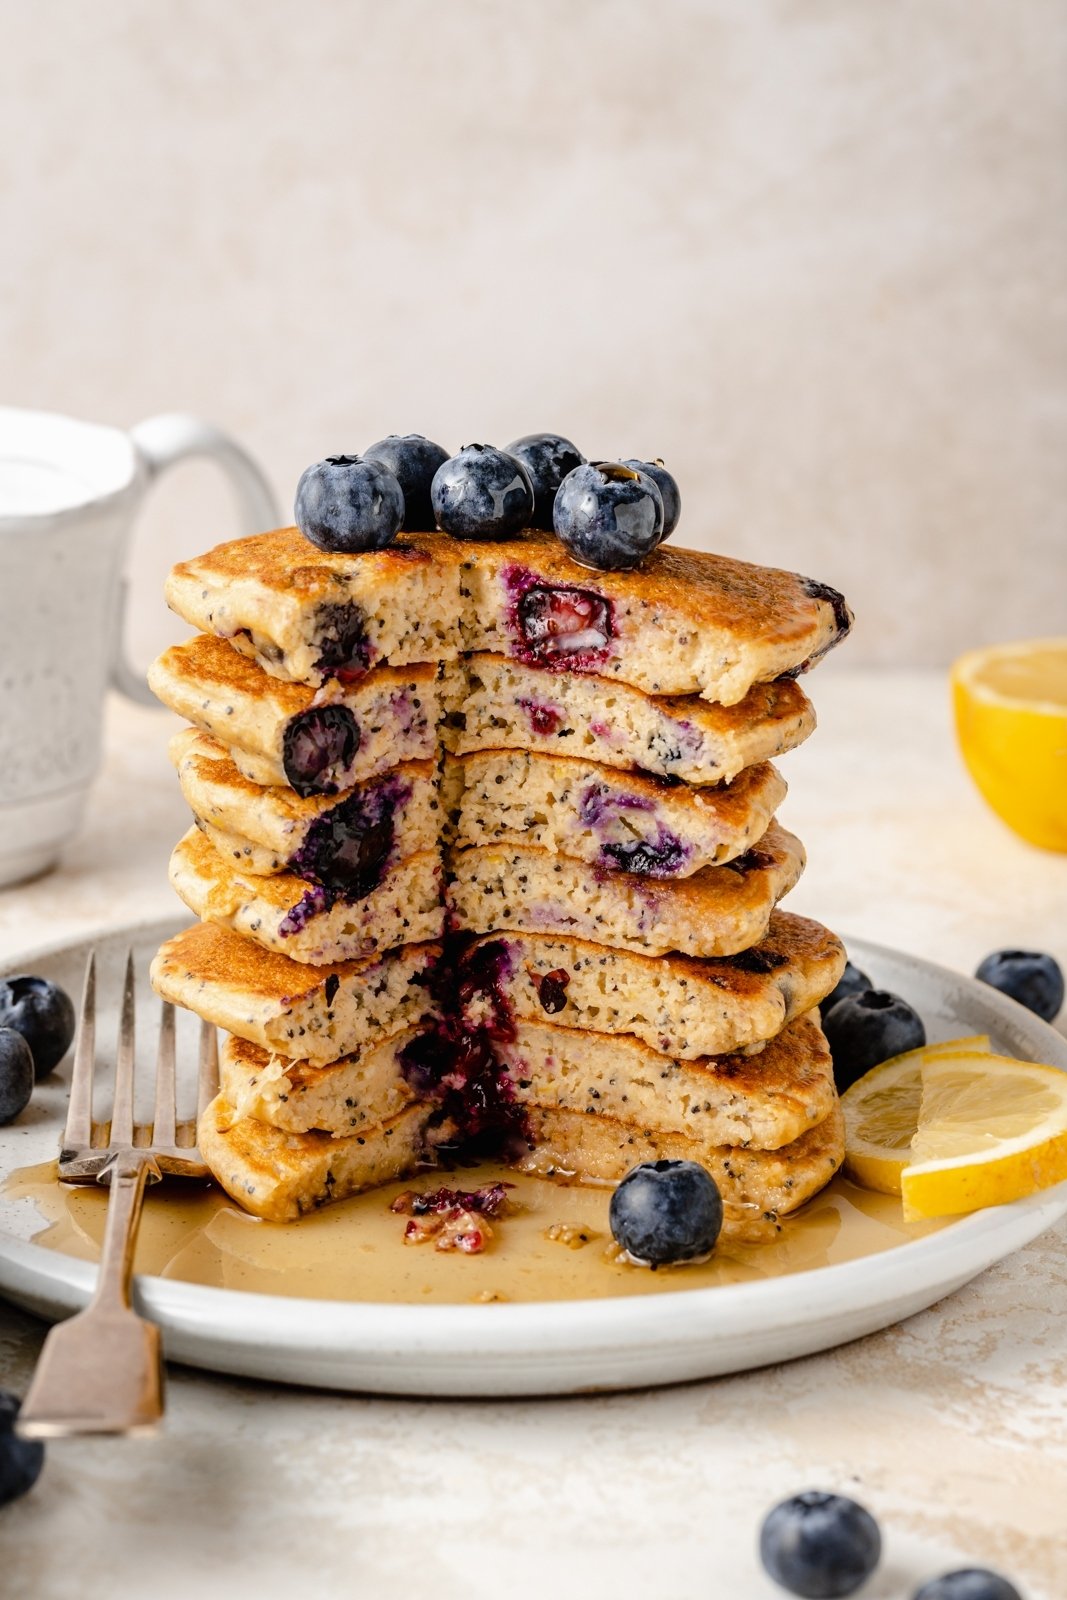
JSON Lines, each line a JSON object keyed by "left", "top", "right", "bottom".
{"left": 0, "top": 407, "right": 277, "bottom": 887}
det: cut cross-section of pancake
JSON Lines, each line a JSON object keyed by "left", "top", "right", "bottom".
{"left": 170, "top": 825, "right": 444, "bottom": 963}
{"left": 167, "top": 526, "right": 850, "bottom": 702}
{"left": 219, "top": 1027, "right": 423, "bottom": 1136}
{"left": 518, "top": 1101, "right": 845, "bottom": 1216}
{"left": 198, "top": 1094, "right": 434, "bottom": 1222}
{"left": 457, "top": 912, "right": 845, "bottom": 1059}
{"left": 148, "top": 633, "right": 454, "bottom": 796}
{"left": 448, "top": 822, "right": 805, "bottom": 958}
{"left": 196, "top": 1092, "right": 844, "bottom": 1223}
{"left": 246, "top": 1011, "right": 835, "bottom": 1151}
{"left": 452, "top": 654, "right": 814, "bottom": 786}
{"left": 447, "top": 750, "right": 786, "bottom": 875}
{"left": 171, "top": 729, "right": 442, "bottom": 881}
{"left": 150, "top": 921, "right": 440, "bottom": 1064}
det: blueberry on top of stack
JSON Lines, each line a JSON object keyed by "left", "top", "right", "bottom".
{"left": 150, "top": 429, "right": 853, "bottom": 1262}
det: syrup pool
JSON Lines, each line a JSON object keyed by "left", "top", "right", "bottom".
{"left": 4, "top": 1163, "right": 947, "bottom": 1305}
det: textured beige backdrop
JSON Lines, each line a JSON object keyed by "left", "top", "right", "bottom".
{"left": 2, "top": 0, "right": 1065, "bottom": 669}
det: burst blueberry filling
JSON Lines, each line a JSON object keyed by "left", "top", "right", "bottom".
{"left": 313, "top": 601, "right": 373, "bottom": 683}
{"left": 290, "top": 778, "right": 408, "bottom": 894}
{"left": 503, "top": 567, "right": 614, "bottom": 668}
{"left": 577, "top": 782, "right": 690, "bottom": 876}
{"left": 282, "top": 706, "right": 360, "bottom": 797}
{"left": 399, "top": 1020, "right": 530, "bottom": 1159}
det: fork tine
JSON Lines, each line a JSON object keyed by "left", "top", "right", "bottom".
{"left": 109, "top": 950, "right": 137, "bottom": 1149}
{"left": 196, "top": 1020, "right": 219, "bottom": 1126}
{"left": 152, "top": 1001, "right": 177, "bottom": 1148}
{"left": 62, "top": 952, "right": 97, "bottom": 1151}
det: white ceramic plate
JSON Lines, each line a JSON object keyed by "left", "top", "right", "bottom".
{"left": 1, "top": 917, "right": 1065, "bottom": 1396}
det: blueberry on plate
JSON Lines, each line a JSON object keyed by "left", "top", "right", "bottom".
{"left": 819, "top": 959, "right": 873, "bottom": 1020}
{"left": 553, "top": 462, "right": 664, "bottom": 571}
{"left": 362, "top": 434, "right": 450, "bottom": 531}
{"left": 621, "top": 458, "right": 680, "bottom": 542}
{"left": 974, "top": 949, "right": 1064, "bottom": 1023}
{"left": 822, "top": 990, "right": 926, "bottom": 1094}
{"left": 505, "top": 433, "right": 585, "bottom": 530}
{"left": 0, "top": 1391, "right": 44, "bottom": 1506}
{"left": 608, "top": 1159, "right": 723, "bottom": 1266}
{"left": 431, "top": 444, "right": 534, "bottom": 538}
{"left": 759, "top": 1490, "right": 881, "bottom": 1598}
{"left": 0, "top": 1031, "right": 34, "bottom": 1124}
{"left": 294, "top": 455, "right": 405, "bottom": 554}
{"left": 0, "top": 975, "right": 75, "bottom": 1080}
{"left": 912, "top": 1572, "right": 1022, "bottom": 1600}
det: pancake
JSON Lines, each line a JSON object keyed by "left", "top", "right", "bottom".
{"left": 517, "top": 1101, "right": 846, "bottom": 1217}
{"left": 198, "top": 1094, "right": 433, "bottom": 1221}
{"left": 447, "top": 822, "right": 805, "bottom": 959}
{"left": 171, "top": 729, "right": 441, "bottom": 879}
{"left": 196, "top": 1091, "right": 844, "bottom": 1224}
{"left": 219, "top": 1027, "right": 421, "bottom": 1136}
{"left": 150, "top": 922, "right": 440, "bottom": 1064}
{"left": 148, "top": 634, "right": 453, "bottom": 795}
{"left": 226, "top": 1011, "right": 835, "bottom": 1152}
{"left": 166, "top": 526, "right": 850, "bottom": 702}
{"left": 457, "top": 912, "right": 845, "bottom": 1059}
{"left": 447, "top": 750, "right": 786, "bottom": 875}
{"left": 170, "top": 825, "right": 445, "bottom": 963}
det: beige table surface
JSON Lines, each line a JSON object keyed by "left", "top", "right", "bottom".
{"left": 0, "top": 671, "right": 1065, "bottom": 1600}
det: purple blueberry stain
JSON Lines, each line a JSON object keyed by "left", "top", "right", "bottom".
{"left": 516, "top": 697, "right": 563, "bottom": 737}
{"left": 282, "top": 705, "right": 360, "bottom": 797}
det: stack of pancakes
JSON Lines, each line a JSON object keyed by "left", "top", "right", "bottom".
{"left": 149, "top": 527, "right": 851, "bottom": 1228}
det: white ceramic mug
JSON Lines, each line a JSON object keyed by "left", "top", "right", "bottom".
{"left": 0, "top": 407, "right": 278, "bottom": 888}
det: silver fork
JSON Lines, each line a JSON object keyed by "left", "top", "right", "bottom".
{"left": 17, "top": 949, "right": 218, "bottom": 1439}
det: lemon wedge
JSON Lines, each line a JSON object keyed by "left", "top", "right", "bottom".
{"left": 952, "top": 637, "right": 1067, "bottom": 851}
{"left": 841, "top": 1036, "right": 990, "bottom": 1194}
{"left": 901, "top": 1051, "right": 1067, "bottom": 1221}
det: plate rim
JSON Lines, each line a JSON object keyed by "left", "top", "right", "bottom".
{"left": 1, "top": 916, "right": 1066, "bottom": 1341}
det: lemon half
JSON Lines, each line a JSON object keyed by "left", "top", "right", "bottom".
{"left": 952, "top": 637, "right": 1067, "bottom": 851}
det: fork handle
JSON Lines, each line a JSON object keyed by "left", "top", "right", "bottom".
{"left": 17, "top": 1153, "right": 165, "bottom": 1438}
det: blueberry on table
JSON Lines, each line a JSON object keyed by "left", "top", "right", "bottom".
{"left": 0, "top": 975, "right": 75, "bottom": 1080}
{"left": 974, "top": 949, "right": 1064, "bottom": 1023}
{"left": 819, "top": 959, "right": 873, "bottom": 1021}
{"left": 608, "top": 1159, "right": 723, "bottom": 1266}
{"left": 0, "top": 1392, "right": 44, "bottom": 1506}
{"left": 822, "top": 990, "right": 926, "bottom": 1094}
{"left": 0, "top": 1031, "right": 33, "bottom": 1124}
{"left": 431, "top": 444, "right": 534, "bottom": 538}
{"left": 759, "top": 1490, "right": 881, "bottom": 1598}
{"left": 294, "top": 456, "right": 405, "bottom": 554}
{"left": 505, "top": 433, "right": 585, "bottom": 530}
{"left": 621, "top": 458, "right": 680, "bottom": 541}
{"left": 912, "top": 1571, "right": 1023, "bottom": 1600}
{"left": 553, "top": 462, "right": 663, "bottom": 571}
{"left": 362, "top": 434, "right": 450, "bottom": 531}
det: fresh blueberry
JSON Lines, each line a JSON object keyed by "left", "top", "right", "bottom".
{"left": 912, "top": 1573, "right": 1022, "bottom": 1600}
{"left": 553, "top": 462, "right": 663, "bottom": 571}
{"left": 0, "top": 1031, "right": 33, "bottom": 1124}
{"left": 608, "top": 1159, "right": 723, "bottom": 1266}
{"left": 820, "top": 959, "right": 874, "bottom": 1021}
{"left": 759, "top": 1491, "right": 881, "bottom": 1598}
{"left": 505, "top": 433, "right": 585, "bottom": 530}
{"left": 0, "top": 1391, "right": 44, "bottom": 1505}
{"left": 431, "top": 444, "right": 534, "bottom": 538}
{"left": 362, "top": 434, "right": 450, "bottom": 531}
{"left": 0, "top": 976, "right": 75, "bottom": 1081}
{"left": 282, "top": 706, "right": 360, "bottom": 797}
{"left": 974, "top": 949, "right": 1064, "bottom": 1023}
{"left": 621, "top": 458, "right": 680, "bottom": 542}
{"left": 294, "top": 455, "right": 404, "bottom": 554}
{"left": 822, "top": 990, "right": 926, "bottom": 1093}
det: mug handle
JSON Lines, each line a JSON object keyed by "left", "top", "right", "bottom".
{"left": 113, "top": 413, "right": 280, "bottom": 706}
